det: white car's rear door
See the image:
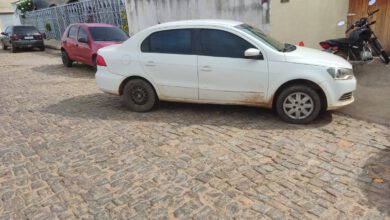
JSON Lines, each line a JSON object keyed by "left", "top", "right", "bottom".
{"left": 139, "top": 29, "right": 198, "bottom": 101}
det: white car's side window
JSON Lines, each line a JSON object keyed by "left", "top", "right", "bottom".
{"left": 141, "top": 29, "right": 193, "bottom": 55}
{"left": 200, "top": 29, "right": 258, "bottom": 59}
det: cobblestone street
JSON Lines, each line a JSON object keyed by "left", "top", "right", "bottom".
{"left": 0, "top": 49, "right": 389, "bottom": 220}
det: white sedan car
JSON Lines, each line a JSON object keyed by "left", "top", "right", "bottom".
{"left": 96, "top": 20, "right": 356, "bottom": 124}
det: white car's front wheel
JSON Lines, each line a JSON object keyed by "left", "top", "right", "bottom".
{"left": 122, "top": 79, "right": 157, "bottom": 112}
{"left": 276, "top": 85, "right": 322, "bottom": 124}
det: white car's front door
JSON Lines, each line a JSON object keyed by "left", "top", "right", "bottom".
{"left": 198, "top": 29, "right": 269, "bottom": 105}
{"left": 139, "top": 29, "right": 198, "bottom": 101}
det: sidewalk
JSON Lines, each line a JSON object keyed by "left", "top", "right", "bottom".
{"left": 338, "top": 59, "right": 390, "bottom": 126}
{"left": 45, "top": 39, "right": 61, "bottom": 50}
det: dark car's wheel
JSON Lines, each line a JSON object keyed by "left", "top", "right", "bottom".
{"left": 10, "top": 44, "right": 17, "bottom": 53}
{"left": 40, "top": 46, "right": 45, "bottom": 51}
{"left": 276, "top": 85, "right": 322, "bottom": 124}
{"left": 122, "top": 79, "right": 157, "bottom": 112}
{"left": 61, "top": 50, "right": 73, "bottom": 67}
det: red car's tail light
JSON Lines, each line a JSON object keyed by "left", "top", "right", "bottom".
{"left": 11, "top": 34, "right": 19, "bottom": 41}
{"left": 96, "top": 55, "right": 107, "bottom": 66}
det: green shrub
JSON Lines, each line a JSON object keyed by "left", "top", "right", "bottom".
{"left": 17, "top": 0, "right": 34, "bottom": 14}
{"left": 121, "top": 10, "right": 129, "bottom": 34}
{"left": 45, "top": 23, "right": 52, "bottom": 32}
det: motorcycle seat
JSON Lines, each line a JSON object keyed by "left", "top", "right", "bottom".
{"left": 328, "top": 38, "right": 355, "bottom": 46}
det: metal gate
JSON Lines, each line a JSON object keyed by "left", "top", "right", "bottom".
{"left": 21, "top": 0, "right": 126, "bottom": 40}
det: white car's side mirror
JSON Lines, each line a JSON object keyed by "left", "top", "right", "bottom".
{"left": 245, "top": 48, "right": 263, "bottom": 60}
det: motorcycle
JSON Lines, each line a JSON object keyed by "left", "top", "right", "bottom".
{"left": 319, "top": 0, "right": 389, "bottom": 64}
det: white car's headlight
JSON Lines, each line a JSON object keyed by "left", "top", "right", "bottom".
{"left": 327, "top": 68, "right": 354, "bottom": 80}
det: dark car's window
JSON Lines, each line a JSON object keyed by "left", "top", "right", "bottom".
{"left": 13, "top": 26, "right": 39, "bottom": 35}
{"left": 141, "top": 29, "right": 192, "bottom": 55}
{"left": 78, "top": 27, "right": 88, "bottom": 42}
{"left": 200, "top": 29, "right": 255, "bottom": 58}
{"left": 68, "top": 26, "right": 78, "bottom": 39}
{"left": 88, "top": 27, "right": 128, "bottom": 42}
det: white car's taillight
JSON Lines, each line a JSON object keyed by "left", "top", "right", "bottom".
{"left": 96, "top": 55, "right": 107, "bottom": 66}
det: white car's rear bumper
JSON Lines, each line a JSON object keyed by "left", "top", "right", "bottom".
{"left": 95, "top": 67, "right": 125, "bottom": 95}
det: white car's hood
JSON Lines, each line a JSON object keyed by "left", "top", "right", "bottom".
{"left": 284, "top": 46, "right": 352, "bottom": 69}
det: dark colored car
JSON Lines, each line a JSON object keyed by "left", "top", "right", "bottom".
{"left": 61, "top": 23, "right": 129, "bottom": 68}
{"left": 0, "top": 25, "right": 45, "bottom": 53}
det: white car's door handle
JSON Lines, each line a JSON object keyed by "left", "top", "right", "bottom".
{"left": 201, "top": 66, "right": 212, "bottom": 72}
{"left": 146, "top": 61, "right": 156, "bottom": 67}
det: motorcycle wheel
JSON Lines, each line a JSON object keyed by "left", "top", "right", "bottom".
{"left": 379, "top": 51, "right": 389, "bottom": 64}
{"left": 371, "top": 39, "right": 390, "bottom": 64}
{"left": 335, "top": 51, "right": 347, "bottom": 59}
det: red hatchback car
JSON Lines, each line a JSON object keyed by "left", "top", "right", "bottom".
{"left": 61, "top": 23, "right": 129, "bottom": 68}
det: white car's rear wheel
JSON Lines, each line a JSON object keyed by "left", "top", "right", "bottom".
{"left": 122, "top": 79, "right": 157, "bottom": 112}
{"left": 276, "top": 85, "right": 322, "bottom": 124}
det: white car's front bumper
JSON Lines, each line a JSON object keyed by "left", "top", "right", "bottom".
{"left": 321, "top": 77, "right": 357, "bottom": 110}
{"left": 95, "top": 67, "right": 125, "bottom": 95}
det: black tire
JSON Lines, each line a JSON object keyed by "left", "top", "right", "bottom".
{"left": 379, "top": 51, "right": 389, "bottom": 64}
{"left": 61, "top": 50, "right": 73, "bottom": 67}
{"left": 11, "top": 44, "right": 17, "bottom": 53}
{"left": 276, "top": 85, "right": 322, "bottom": 124}
{"left": 40, "top": 46, "right": 45, "bottom": 51}
{"left": 92, "top": 55, "right": 97, "bottom": 71}
{"left": 371, "top": 39, "right": 390, "bottom": 64}
{"left": 122, "top": 79, "right": 157, "bottom": 112}
{"left": 335, "top": 50, "right": 348, "bottom": 60}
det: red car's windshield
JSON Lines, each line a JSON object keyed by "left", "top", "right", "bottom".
{"left": 88, "top": 27, "right": 129, "bottom": 42}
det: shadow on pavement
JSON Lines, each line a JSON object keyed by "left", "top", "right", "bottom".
{"left": 43, "top": 93, "right": 333, "bottom": 130}
{"left": 32, "top": 64, "right": 95, "bottom": 79}
{"left": 358, "top": 148, "right": 390, "bottom": 215}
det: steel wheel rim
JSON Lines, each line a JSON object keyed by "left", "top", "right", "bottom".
{"left": 130, "top": 86, "right": 148, "bottom": 105}
{"left": 283, "top": 92, "right": 314, "bottom": 120}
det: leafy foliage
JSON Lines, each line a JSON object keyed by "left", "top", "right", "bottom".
{"left": 45, "top": 23, "right": 52, "bottom": 32}
{"left": 121, "top": 10, "right": 129, "bottom": 34}
{"left": 17, "top": 0, "right": 34, "bottom": 14}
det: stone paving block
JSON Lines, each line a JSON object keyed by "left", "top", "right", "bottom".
{"left": 0, "top": 49, "right": 389, "bottom": 219}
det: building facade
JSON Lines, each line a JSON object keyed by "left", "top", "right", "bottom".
{"left": 0, "top": 0, "right": 15, "bottom": 32}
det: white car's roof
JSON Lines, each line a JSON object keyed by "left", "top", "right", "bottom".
{"left": 154, "top": 19, "right": 244, "bottom": 29}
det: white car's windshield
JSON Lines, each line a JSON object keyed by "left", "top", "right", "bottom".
{"left": 236, "top": 24, "right": 295, "bottom": 52}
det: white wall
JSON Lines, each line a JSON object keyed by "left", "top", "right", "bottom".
{"left": 125, "top": 0, "right": 270, "bottom": 35}
{"left": 11, "top": 3, "right": 21, "bottom": 26}
{"left": 124, "top": 0, "right": 349, "bottom": 50}
{"left": 0, "top": 14, "right": 14, "bottom": 32}
{"left": 271, "top": 0, "right": 349, "bottom": 49}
